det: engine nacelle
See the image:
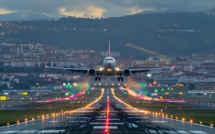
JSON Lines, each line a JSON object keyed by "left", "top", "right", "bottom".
{"left": 123, "top": 69, "right": 131, "bottom": 76}
{"left": 88, "top": 69, "right": 96, "bottom": 76}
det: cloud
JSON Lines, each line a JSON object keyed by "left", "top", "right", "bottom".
{"left": 59, "top": 5, "right": 106, "bottom": 18}
{"left": 128, "top": 6, "right": 156, "bottom": 14}
{"left": 0, "top": 8, "right": 16, "bottom": 14}
{"left": 1, "top": 0, "right": 215, "bottom": 20}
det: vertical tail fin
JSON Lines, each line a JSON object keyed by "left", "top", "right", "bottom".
{"left": 108, "top": 40, "right": 111, "bottom": 56}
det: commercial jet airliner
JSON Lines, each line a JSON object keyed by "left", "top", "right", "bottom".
{"left": 46, "top": 41, "right": 172, "bottom": 81}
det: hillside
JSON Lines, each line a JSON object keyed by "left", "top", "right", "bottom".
{"left": 1, "top": 12, "right": 215, "bottom": 57}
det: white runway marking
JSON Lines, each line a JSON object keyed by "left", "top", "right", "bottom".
{"left": 68, "top": 121, "right": 87, "bottom": 122}
{"left": 67, "top": 117, "right": 88, "bottom": 118}
{"left": 96, "top": 118, "right": 120, "bottom": 120}
{"left": 49, "top": 121, "right": 59, "bottom": 123}
{"left": 176, "top": 130, "right": 189, "bottom": 134}
{"left": 18, "top": 130, "right": 38, "bottom": 133}
{"left": 37, "top": 130, "right": 65, "bottom": 133}
{"left": 189, "top": 131, "right": 208, "bottom": 134}
{"left": 93, "top": 126, "right": 118, "bottom": 129}
{"left": 1, "top": 130, "right": 19, "bottom": 133}
{"left": 148, "top": 130, "right": 157, "bottom": 133}
{"left": 99, "top": 123, "right": 124, "bottom": 125}
{"left": 0, "top": 129, "right": 208, "bottom": 134}
{"left": 127, "top": 117, "right": 148, "bottom": 119}
{"left": 151, "top": 121, "right": 167, "bottom": 123}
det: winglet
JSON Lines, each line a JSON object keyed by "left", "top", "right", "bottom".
{"left": 108, "top": 40, "right": 111, "bottom": 56}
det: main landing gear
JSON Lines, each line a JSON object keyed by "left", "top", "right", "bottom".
{"left": 118, "top": 77, "right": 123, "bottom": 81}
{"left": 95, "top": 76, "right": 101, "bottom": 81}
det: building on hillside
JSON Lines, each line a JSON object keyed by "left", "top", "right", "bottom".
{"left": 194, "top": 82, "right": 215, "bottom": 90}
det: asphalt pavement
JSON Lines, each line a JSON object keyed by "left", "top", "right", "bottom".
{"left": 0, "top": 87, "right": 214, "bottom": 134}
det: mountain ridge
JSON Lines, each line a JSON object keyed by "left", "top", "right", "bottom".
{"left": 1, "top": 12, "right": 215, "bottom": 57}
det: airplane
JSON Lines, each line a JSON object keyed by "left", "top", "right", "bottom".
{"left": 45, "top": 41, "right": 173, "bottom": 81}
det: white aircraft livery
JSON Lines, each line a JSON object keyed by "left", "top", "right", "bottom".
{"left": 46, "top": 41, "right": 172, "bottom": 81}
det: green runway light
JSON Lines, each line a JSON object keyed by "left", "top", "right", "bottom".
{"left": 161, "top": 88, "right": 164, "bottom": 91}
{"left": 155, "top": 89, "right": 158, "bottom": 92}
{"left": 140, "top": 83, "right": 147, "bottom": 88}
{"left": 143, "top": 91, "right": 148, "bottom": 95}
{"left": 66, "top": 84, "right": 72, "bottom": 89}
{"left": 87, "top": 84, "right": 90, "bottom": 89}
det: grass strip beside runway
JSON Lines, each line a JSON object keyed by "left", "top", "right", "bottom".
{"left": 127, "top": 102, "right": 215, "bottom": 126}
{"left": 0, "top": 102, "right": 90, "bottom": 126}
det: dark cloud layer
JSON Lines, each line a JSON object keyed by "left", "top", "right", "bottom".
{"left": 0, "top": 0, "right": 215, "bottom": 19}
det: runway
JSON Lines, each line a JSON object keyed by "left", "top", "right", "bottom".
{"left": 0, "top": 88, "right": 214, "bottom": 134}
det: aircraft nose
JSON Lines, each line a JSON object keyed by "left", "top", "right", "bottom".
{"left": 107, "top": 63, "right": 112, "bottom": 67}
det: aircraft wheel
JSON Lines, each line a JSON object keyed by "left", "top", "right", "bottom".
{"left": 121, "top": 77, "right": 123, "bottom": 81}
{"left": 98, "top": 77, "right": 101, "bottom": 81}
{"left": 118, "top": 77, "right": 120, "bottom": 81}
{"left": 95, "top": 77, "right": 98, "bottom": 81}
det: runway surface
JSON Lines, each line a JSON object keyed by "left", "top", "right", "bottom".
{"left": 0, "top": 88, "right": 214, "bottom": 134}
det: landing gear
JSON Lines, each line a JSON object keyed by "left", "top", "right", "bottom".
{"left": 95, "top": 76, "right": 101, "bottom": 81}
{"left": 118, "top": 77, "right": 123, "bottom": 81}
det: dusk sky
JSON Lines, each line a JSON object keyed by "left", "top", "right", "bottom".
{"left": 0, "top": 0, "right": 215, "bottom": 19}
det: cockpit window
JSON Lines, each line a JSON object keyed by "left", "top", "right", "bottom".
{"left": 105, "top": 59, "right": 113, "bottom": 61}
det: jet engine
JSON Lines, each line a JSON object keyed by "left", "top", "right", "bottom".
{"left": 88, "top": 69, "right": 96, "bottom": 76}
{"left": 123, "top": 69, "right": 131, "bottom": 76}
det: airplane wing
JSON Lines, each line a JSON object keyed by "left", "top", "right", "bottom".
{"left": 129, "top": 66, "right": 172, "bottom": 74}
{"left": 117, "top": 66, "right": 173, "bottom": 76}
{"left": 45, "top": 66, "right": 90, "bottom": 74}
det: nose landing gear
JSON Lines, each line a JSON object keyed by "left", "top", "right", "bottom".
{"left": 95, "top": 76, "right": 101, "bottom": 81}
{"left": 118, "top": 77, "right": 123, "bottom": 81}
